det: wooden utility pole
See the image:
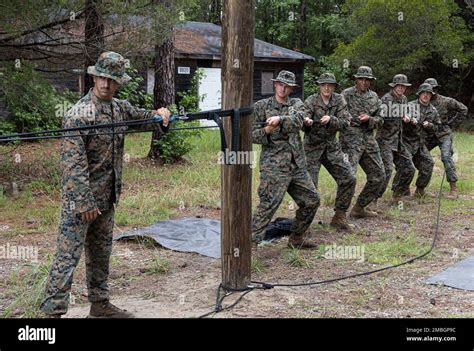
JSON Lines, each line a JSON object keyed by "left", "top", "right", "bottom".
{"left": 221, "top": 0, "right": 254, "bottom": 290}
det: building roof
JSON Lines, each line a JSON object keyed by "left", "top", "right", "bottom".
{"left": 175, "top": 21, "right": 315, "bottom": 63}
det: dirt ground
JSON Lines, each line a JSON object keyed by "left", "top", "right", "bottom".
{"left": 1, "top": 192, "right": 472, "bottom": 318}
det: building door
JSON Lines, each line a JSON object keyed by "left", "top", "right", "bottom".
{"left": 198, "top": 68, "right": 221, "bottom": 126}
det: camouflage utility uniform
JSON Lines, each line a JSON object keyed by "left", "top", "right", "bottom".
{"left": 340, "top": 85, "right": 385, "bottom": 209}
{"left": 424, "top": 78, "right": 468, "bottom": 184}
{"left": 376, "top": 76, "right": 416, "bottom": 199}
{"left": 394, "top": 86, "right": 441, "bottom": 194}
{"left": 252, "top": 95, "right": 319, "bottom": 243}
{"left": 41, "top": 52, "right": 167, "bottom": 315}
{"left": 426, "top": 95, "right": 467, "bottom": 184}
{"left": 303, "top": 91, "right": 355, "bottom": 212}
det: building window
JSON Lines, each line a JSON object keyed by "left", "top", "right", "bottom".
{"left": 178, "top": 66, "right": 191, "bottom": 74}
{"left": 261, "top": 71, "right": 275, "bottom": 95}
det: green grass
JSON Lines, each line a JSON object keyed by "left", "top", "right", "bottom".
{"left": 27, "top": 179, "right": 59, "bottom": 197}
{"left": 0, "top": 131, "right": 472, "bottom": 317}
{"left": 251, "top": 257, "right": 266, "bottom": 273}
{"left": 1, "top": 130, "right": 472, "bottom": 241}
{"left": 350, "top": 287, "right": 375, "bottom": 306}
{"left": 429, "top": 133, "right": 474, "bottom": 193}
{"left": 1, "top": 255, "right": 52, "bottom": 318}
{"left": 285, "top": 247, "right": 313, "bottom": 268}
{"left": 110, "top": 254, "right": 122, "bottom": 268}
{"left": 339, "top": 232, "right": 431, "bottom": 265}
{"left": 2, "top": 131, "right": 472, "bottom": 229}
{"left": 118, "top": 131, "right": 224, "bottom": 226}
{"left": 143, "top": 256, "right": 171, "bottom": 275}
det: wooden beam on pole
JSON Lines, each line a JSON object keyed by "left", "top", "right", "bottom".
{"left": 221, "top": 0, "right": 255, "bottom": 290}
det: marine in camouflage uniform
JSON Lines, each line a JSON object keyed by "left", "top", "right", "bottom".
{"left": 41, "top": 52, "right": 170, "bottom": 318}
{"left": 376, "top": 74, "right": 416, "bottom": 200}
{"left": 394, "top": 83, "right": 441, "bottom": 197}
{"left": 340, "top": 66, "right": 385, "bottom": 218}
{"left": 252, "top": 70, "right": 319, "bottom": 249}
{"left": 423, "top": 78, "right": 468, "bottom": 198}
{"left": 302, "top": 73, "right": 356, "bottom": 232}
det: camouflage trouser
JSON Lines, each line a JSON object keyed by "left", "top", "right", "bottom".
{"left": 394, "top": 143, "right": 434, "bottom": 191}
{"left": 252, "top": 163, "right": 320, "bottom": 242}
{"left": 426, "top": 134, "right": 457, "bottom": 183}
{"left": 40, "top": 207, "right": 115, "bottom": 315}
{"left": 305, "top": 146, "right": 356, "bottom": 212}
{"left": 340, "top": 136, "right": 385, "bottom": 208}
{"left": 376, "top": 142, "right": 415, "bottom": 198}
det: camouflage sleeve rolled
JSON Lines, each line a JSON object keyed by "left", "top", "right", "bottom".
{"left": 328, "top": 95, "right": 351, "bottom": 132}
{"left": 407, "top": 101, "right": 420, "bottom": 122}
{"left": 368, "top": 95, "right": 384, "bottom": 130}
{"left": 252, "top": 101, "right": 270, "bottom": 145}
{"left": 121, "top": 100, "right": 167, "bottom": 133}
{"left": 302, "top": 96, "right": 316, "bottom": 133}
{"left": 279, "top": 99, "right": 304, "bottom": 134}
{"left": 61, "top": 111, "right": 97, "bottom": 214}
{"left": 428, "top": 107, "right": 442, "bottom": 132}
{"left": 447, "top": 98, "right": 468, "bottom": 128}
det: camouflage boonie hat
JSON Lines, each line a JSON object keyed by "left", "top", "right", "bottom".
{"left": 389, "top": 74, "right": 411, "bottom": 87}
{"left": 423, "top": 78, "right": 440, "bottom": 88}
{"left": 416, "top": 83, "right": 436, "bottom": 96}
{"left": 271, "top": 70, "right": 299, "bottom": 87}
{"left": 316, "top": 72, "right": 339, "bottom": 85}
{"left": 87, "top": 51, "right": 131, "bottom": 85}
{"left": 354, "top": 66, "right": 376, "bottom": 80}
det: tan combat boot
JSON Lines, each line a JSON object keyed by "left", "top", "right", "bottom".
{"left": 330, "top": 209, "right": 355, "bottom": 232}
{"left": 366, "top": 199, "right": 379, "bottom": 213}
{"left": 391, "top": 190, "right": 403, "bottom": 205}
{"left": 89, "top": 300, "right": 134, "bottom": 318}
{"left": 446, "top": 182, "right": 458, "bottom": 199}
{"left": 350, "top": 203, "right": 378, "bottom": 218}
{"left": 414, "top": 187, "right": 425, "bottom": 198}
{"left": 287, "top": 233, "right": 318, "bottom": 249}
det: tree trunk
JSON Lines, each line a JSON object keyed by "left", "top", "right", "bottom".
{"left": 299, "top": 0, "right": 306, "bottom": 50}
{"left": 320, "top": 0, "right": 331, "bottom": 55}
{"left": 210, "top": 0, "right": 222, "bottom": 25}
{"left": 83, "top": 0, "right": 104, "bottom": 95}
{"left": 221, "top": 0, "right": 254, "bottom": 290}
{"left": 148, "top": 37, "right": 175, "bottom": 160}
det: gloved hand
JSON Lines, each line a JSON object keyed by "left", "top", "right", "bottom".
{"left": 152, "top": 107, "right": 171, "bottom": 126}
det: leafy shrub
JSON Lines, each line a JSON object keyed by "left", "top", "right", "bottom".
{"left": 0, "top": 62, "right": 65, "bottom": 135}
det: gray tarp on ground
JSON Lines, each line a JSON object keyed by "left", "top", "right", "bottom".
{"left": 426, "top": 256, "right": 474, "bottom": 291}
{"left": 114, "top": 217, "right": 221, "bottom": 259}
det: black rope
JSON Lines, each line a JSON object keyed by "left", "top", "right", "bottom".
{"left": 0, "top": 107, "right": 254, "bottom": 143}
{"left": 251, "top": 172, "right": 445, "bottom": 289}
{"left": 0, "top": 124, "right": 219, "bottom": 143}
{"left": 0, "top": 117, "right": 159, "bottom": 141}
{"left": 197, "top": 284, "right": 226, "bottom": 318}
{"left": 199, "top": 173, "right": 446, "bottom": 317}
{"left": 197, "top": 284, "right": 254, "bottom": 318}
